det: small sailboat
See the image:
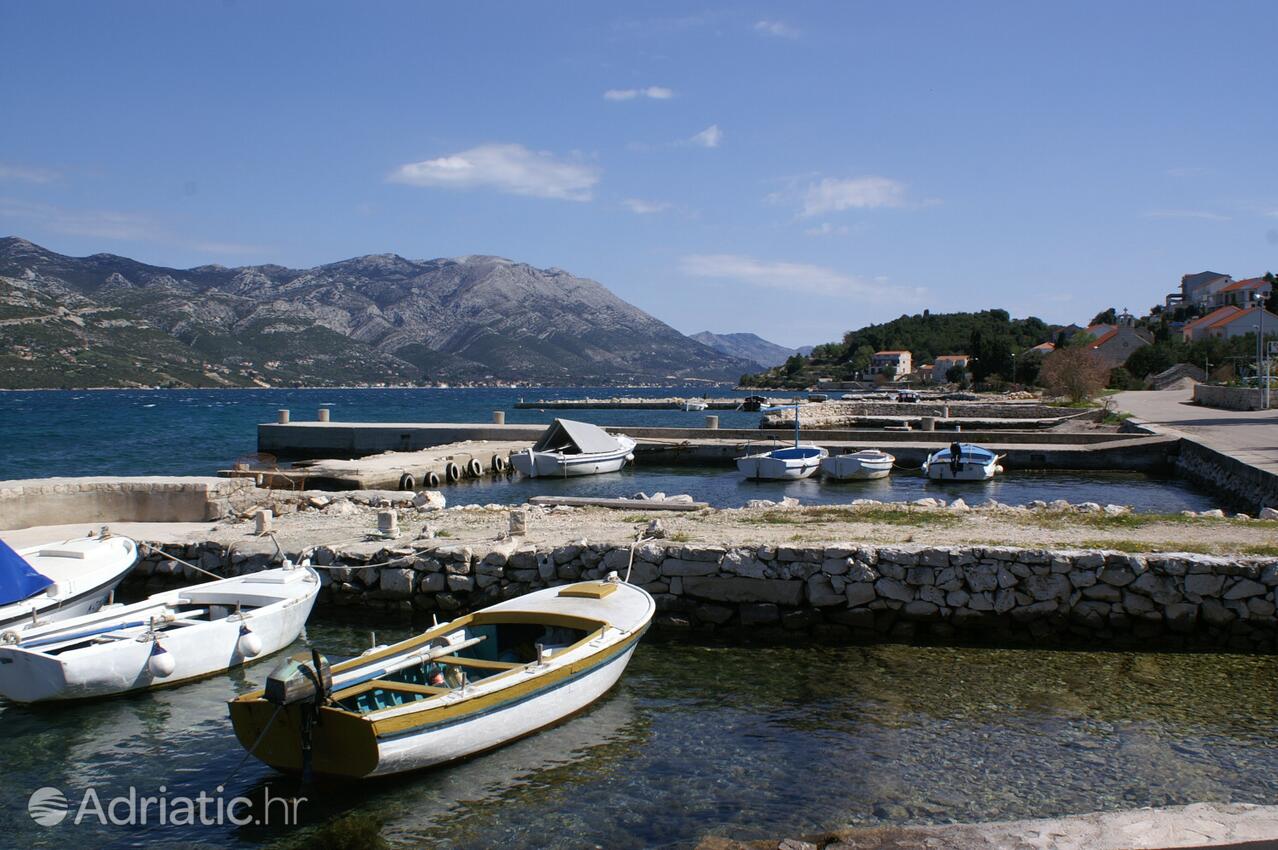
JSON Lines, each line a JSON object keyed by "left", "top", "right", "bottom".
{"left": 820, "top": 449, "right": 895, "bottom": 480}
{"left": 0, "top": 531, "right": 137, "bottom": 633}
{"left": 0, "top": 562, "right": 320, "bottom": 703}
{"left": 511, "top": 419, "right": 637, "bottom": 478}
{"left": 736, "top": 404, "right": 828, "bottom": 480}
{"left": 228, "top": 575, "right": 654, "bottom": 779}
{"left": 922, "top": 442, "right": 1004, "bottom": 481}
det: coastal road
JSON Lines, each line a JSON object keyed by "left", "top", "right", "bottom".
{"left": 1113, "top": 389, "right": 1278, "bottom": 476}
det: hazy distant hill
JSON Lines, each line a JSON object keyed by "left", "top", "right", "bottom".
{"left": 0, "top": 237, "right": 755, "bottom": 388}
{"left": 690, "top": 331, "right": 801, "bottom": 369}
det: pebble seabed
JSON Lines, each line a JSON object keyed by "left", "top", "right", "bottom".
{"left": 133, "top": 536, "right": 1278, "bottom": 651}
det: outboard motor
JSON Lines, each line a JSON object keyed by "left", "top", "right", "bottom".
{"left": 949, "top": 442, "right": 962, "bottom": 476}
{"left": 264, "top": 649, "right": 331, "bottom": 782}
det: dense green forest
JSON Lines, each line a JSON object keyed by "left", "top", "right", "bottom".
{"left": 742, "top": 309, "right": 1054, "bottom": 387}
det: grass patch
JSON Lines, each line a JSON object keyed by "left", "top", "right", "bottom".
{"left": 434, "top": 529, "right": 454, "bottom": 538}
{"left": 743, "top": 506, "right": 962, "bottom": 528}
{"left": 621, "top": 515, "right": 652, "bottom": 523}
{"left": 1077, "top": 538, "right": 1278, "bottom": 557}
{"left": 1014, "top": 511, "right": 1273, "bottom": 531}
{"left": 668, "top": 531, "right": 691, "bottom": 542}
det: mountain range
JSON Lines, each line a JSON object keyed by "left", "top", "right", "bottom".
{"left": 0, "top": 237, "right": 761, "bottom": 389}
{"left": 690, "top": 331, "right": 805, "bottom": 368}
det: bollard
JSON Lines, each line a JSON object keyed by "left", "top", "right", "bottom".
{"left": 921, "top": 416, "right": 935, "bottom": 431}
{"left": 943, "top": 405, "right": 950, "bottom": 419}
{"left": 377, "top": 510, "right": 399, "bottom": 538}
{"left": 317, "top": 407, "right": 330, "bottom": 422}
{"left": 705, "top": 415, "right": 719, "bottom": 430}
{"left": 277, "top": 409, "right": 290, "bottom": 424}
{"left": 493, "top": 410, "right": 506, "bottom": 425}
{"left": 255, "top": 509, "right": 273, "bottom": 536}
{"left": 508, "top": 509, "right": 528, "bottom": 536}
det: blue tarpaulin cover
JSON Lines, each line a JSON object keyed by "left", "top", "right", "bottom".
{"left": 0, "top": 538, "right": 53, "bottom": 606}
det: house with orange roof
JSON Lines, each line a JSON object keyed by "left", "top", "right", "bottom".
{"left": 868, "top": 350, "right": 911, "bottom": 378}
{"left": 930, "top": 354, "right": 969, "bottom": 383}
{"left": 1029, "top": 341, "right": 1056, "bottom": 353}
{"left": 1184, "top": 304, "right": 1278, "bottom": 342}
{"left": 1211, "top": 276, "right": 1272, "bottom": 309}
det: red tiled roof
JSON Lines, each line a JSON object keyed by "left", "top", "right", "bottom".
{"left": 1183, "top": 305, "right": 1241, "bottom": 333}
{"left": 1207, "top": 305, "right": 1269, "bottom": 329}
{"left": 873, "top": 350, "right": 909, "bottom": 356}
{"left": 1031, "top": 342, "right": 1056, "bottom": 352}
{"left": 1090, "top": 329, "right": 1119, "bottom": 348}
{"left": 1221, "top": 277, "right": 1269, "bottom": 292}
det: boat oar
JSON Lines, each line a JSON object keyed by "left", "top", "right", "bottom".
{"left": 331, "top": 634, "right": 487, "bottom": 692}
{"left": 13, "top": 618, "right": 155, "bottom": 649}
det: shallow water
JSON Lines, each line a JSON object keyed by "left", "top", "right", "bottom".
{"left": 0, "top": 388, "right": 1221, "bottom": 512}
{"left": 4, "top": 617, "right": 1277, "bottom": 849}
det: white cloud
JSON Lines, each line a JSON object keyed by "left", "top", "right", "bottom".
{"left": 802, "top": 176, "right": 906, "bottom": 216}
{"left": 389, "top": 143, "right": 599, "bottom": 202}
{"left": 603, "top": 86, "right": 674, "bottom": 101}
{"left": 679, "top": 253, "right": 927, "bottom": 303}
{"left": 754, "top": 19, "right": 799, "bottom": 38}
{"left": 805, "top": 222, "right": 850, "bottom": 237}
{"left": 622, "top": 198, "right": 671, "bottom": 214}
{"left": 1143, "top": 209, "right": 1230, "bottom": 221}
{"left": 0, "top": 163, "right": 61, "bottom": 184}
{"left": 690, "top": 124, "right": 722, "bottom": 148}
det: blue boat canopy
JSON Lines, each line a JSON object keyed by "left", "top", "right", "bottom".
{"left": 0, "top": 538, "right": 54, "bottom": 606}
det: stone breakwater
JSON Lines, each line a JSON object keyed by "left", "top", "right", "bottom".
{"left": 131, "top": 538, "right": 1278, "bottom": 650}
{"left": 1176, "top": 437, "right": 1278, "bottom": 514}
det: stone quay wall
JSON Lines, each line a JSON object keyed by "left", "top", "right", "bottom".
{"left": 130, "top": 539, "right": 1278, "bottom": 650}
{"left": 1193, "top": 384, "right": 1265, "bottom": 411}
{"left": 1176, "top": 439, "right": 1278, "bottom": 514}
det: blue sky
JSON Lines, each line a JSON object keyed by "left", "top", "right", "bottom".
{"left": 1, "top": 1, "right": 1275, "bottom": 348}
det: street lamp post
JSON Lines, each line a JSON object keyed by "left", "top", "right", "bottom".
{"left": 1260, "top": 294, "right": 1269, "bottom": 410}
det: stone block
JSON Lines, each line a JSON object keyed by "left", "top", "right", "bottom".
{"left": 1098, "top": 564, "right": 1136, "bottom": 587}
{"left": 806, "top": 575, "right": 845, "bottom": 607}
{"left": 1024, "top": 574, "right": 1072, "bottom": 602}
{"left": 902, "top": 601, "right": 941, "bottom": 620}
{"left": 419, "top": 572, "right": 446, "bottom": 593}
{"left": 1200, "top": 598, "right": 1234, "bottom": 627}
{"left": 682, "top": 576, "right": 804, "bottom": 605}
{"left": 918, "top": 548, "right": 950, "bottom": 567}
{"left": 946, "top": 590, "right": 970, "bottom": 607}
{"left": 918, "top": 585, "right": 947, "bottom": 606}
{"left": 679, "top": 545, "right": 726, "bottom": 562}
{"left": 875, "top": 577, "right": 914, "bottom": 603}
{"left": 446, "top": 574, "right": 475, "bottom": 593}
{"left": 627, "top": 561, "right": 660, "bottom": 585}
{"left": 1083, "top": 583, "right": 1122, "bottom": 602}
{"left": 1164, "top": 602, "right": 1198, "bottom": 632}
{"left": 845, "top": 582, "right": 876, "bottom": 608}
{"left": 738, "top": 603, "right": 780, "bottom": 625}
{"left": 993, "top": 589, "right": 1017, "bottom": 614}
{"left": 1225, "top": 578, "right": 1267, "bottom": 600}
{"left": 695, "top": 604, "right": 735, "bottom": 625}
{"left": 821, "top": 558, "right": 851, "bottom": 575}
{"left": 905, "top": 566, "right": 936, "bottom": 586}
{"left": 661, "top": 558, "right": 720, "bottom": 577}
{"left": 1184, "top": 574, "right": 1226, "bottom": 599}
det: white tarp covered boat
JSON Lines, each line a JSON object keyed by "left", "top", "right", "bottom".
{"left": 682, "top": 399, "right": 708, "bottom": 411}
{"left": 922, "top": 442, "right": 1004, "bottom": 481}
{"left": 0, "top": 531, "right": 137, "bottom": 633}
{"left": 820, "top": 449, "right": 896, "bottom": 480}
{"left": 0, "top": 562, "right": 319, "bottom": 703}
{"left": 229, "top": 575, "right": 654, "bottom": 779}
{"left": 511, "top": 418, "right": 637, "bottom": 478}
{"left": 737, "top": 403, "right": 828, "bottom": 480}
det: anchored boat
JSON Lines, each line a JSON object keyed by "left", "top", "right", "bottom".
{"left": 736, "top": 403, "right": 828, "bottom": 480}
{"left": 820, "top": 448, "right": 896, "bottom": 480}
{"left": 0, "top": 562, "right": 319, "bottom": 703}
{"left": 229, "top": 575, "right": 654, "bottom": 779}
{"left": 682, "top": 399, "right": 708, "bottom": 411}
{"left": 0, "top": 531, "right": 137, "bottom": 633}
{"left": 922, "top": 442, "right": 1004, "bottom": 481}
{"left": 511, "top": 418, "right": 637, "bottom": 478}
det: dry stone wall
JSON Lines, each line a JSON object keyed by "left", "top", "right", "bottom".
{"left": 130, "top": 538, "right": 1278, "bottom": 650}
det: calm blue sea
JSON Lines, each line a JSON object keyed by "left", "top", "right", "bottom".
{"left": 0, "top": 387, "right": 1221, "bottom": 512}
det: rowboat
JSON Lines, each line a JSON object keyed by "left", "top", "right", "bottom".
{"left": 511, "top": 419, "right": 637, "bottom": 478}
{"left": 820, "top": 449, "right": 895, "bottom": 480}
{"left": 736, "top": 403, "right": 828, "bottom": 480}
{"left": 0, "top": 562, "right": 319, "bottom": 703}
{"left": 229, "top": 575, "right": 654, "bottom": 779}
{"left": 0, "top": 531, "right": 137, "bottom": 633}
{"left": 922, "top": 442, "right": 1004, "bottom": 481}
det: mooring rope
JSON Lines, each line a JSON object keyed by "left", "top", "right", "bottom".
{"left": 221, "top": 703, "right": 284, "bottom": 789}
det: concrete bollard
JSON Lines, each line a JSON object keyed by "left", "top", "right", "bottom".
{"left": 508, "top": 509, "right": 528, "bottom": 536}
{"left": 493, "top": 410, "right": 506, "bottom": 425}
{"left": 255, "top": 509, "right": 273, "bottom": 535}
{"left": 317, "top": 407, "right": 330, "bottom": 422}
{"left": 705, "top": 415, "right": 719, "bottom": 430}
{"left": 277, "top": 409, "right": 290, "bottom": 424}
{"left": 377, "top": 510, "right": 399, "bottom": 538}
{"left": 921, "top": 416, "right": 935, "bottom": 431}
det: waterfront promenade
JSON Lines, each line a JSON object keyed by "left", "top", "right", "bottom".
{"left": 1115, "top": 390, "right": 1278, "bottom": 477}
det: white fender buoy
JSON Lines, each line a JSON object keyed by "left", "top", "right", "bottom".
{"left": 148, "top": 644, "right": 175, "bottom": 678}
{"left": 237, "top": 626, "right": 263, "bottom": 658}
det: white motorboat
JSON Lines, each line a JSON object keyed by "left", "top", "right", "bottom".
{"left": 737, "top": 403, "right": 828, "bottom": 480}
{"left": 683, "top": 399, "right": 708, "bottom": 411}
{"left": 922, "top": 442, "right": 1004, "bottom": 481}
{"left": 511, "top": 419, "right": 637, "bottom": 478}
{"left": 0, "top": 531, "right": 137, "bottom": 633}
{"left": 0, "top": 562, "right": 320, "bottom": 703}
{"left": 229, "top": 574, "right": 654, "bottom": 779}
{"left": 820, "top": 449, "right": 895, "bottom": 480}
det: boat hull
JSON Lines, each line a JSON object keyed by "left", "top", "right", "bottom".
{"left": 0, "top": 536, "right": 137, "bottom": 634}
{"left": 736, "top": 446, "right": 827, "bottom": 480}
{"left": 0, "top": 567, "right": 319, "bottom": 702}
{"left": 820, "top": 452, "right": 894, "bottom": 480}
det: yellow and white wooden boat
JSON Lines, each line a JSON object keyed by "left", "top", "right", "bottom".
{"left": 228, "top": 575, "right": 654, "bottom": 779}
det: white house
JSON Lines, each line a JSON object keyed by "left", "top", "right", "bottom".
{"left": 868, "top": 350, "right": 911, "bottom": 378}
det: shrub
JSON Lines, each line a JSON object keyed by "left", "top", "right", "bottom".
{"left": 1039, "top": 346, "right": 1110, "bottom": 402}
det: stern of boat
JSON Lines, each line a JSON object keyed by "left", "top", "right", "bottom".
{"left": 229, "top": 699, "right": 380, "bottom": 779}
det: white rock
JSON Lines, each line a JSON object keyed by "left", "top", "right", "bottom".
{"left": 1261, "top": 507, "right": 1278, "bottom": 520}
{"left": 307, "top": 495, "right": 332, "bottom": 509}
{"left": 324, "top": 499, "right": 360, "bottom": 517}
{"left": 948, "top": 498, "right": 969, "bottom": 512}
{"left": 412, "top": 490, "right": 447, "bottom": 510}
{"left": 744, "top": 499, "right": 777, "bottom": 509}
{"left": 1103, "top": 504, "right": 1131, "bottom": 516}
